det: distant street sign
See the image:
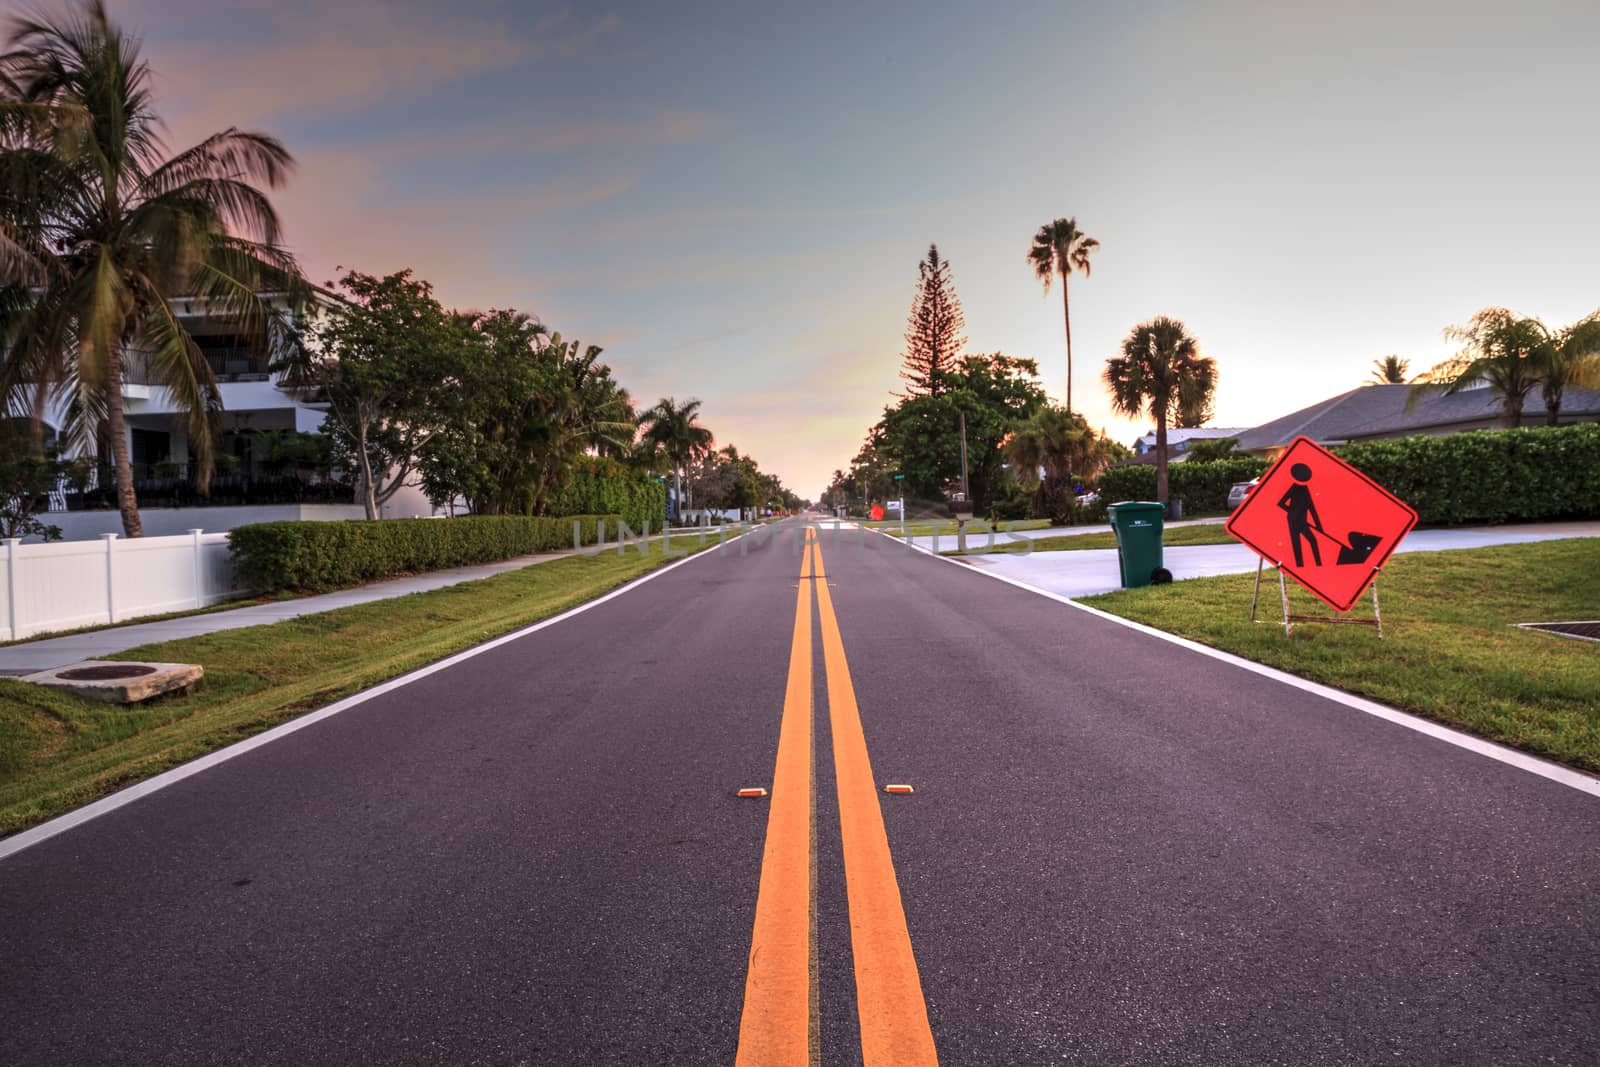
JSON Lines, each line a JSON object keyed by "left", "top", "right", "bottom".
{"left": 893, "top": 473, "right": 905, "bottom": 481}
{"left": 1225, "top": 436, "right": 1417, "bottom": 613}
{"left": 869, "top": 503, "right": 885, "bottom": 521}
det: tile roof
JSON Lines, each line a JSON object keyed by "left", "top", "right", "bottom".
{"left": 1234, "top": 384, "right": 1600, "bottom": 452}
{"left": 1233, "top": 386, "right": 1413, "bottom": 452}
{"left": 1345, "top": 385, "right": 1600, "bottom": 437}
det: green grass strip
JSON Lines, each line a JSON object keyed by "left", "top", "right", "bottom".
{"left": 0, "top": 536, "right": 715, "bottom": 837}
{"left": 1079, "top": 539, "right": 1600, "bottom": 773}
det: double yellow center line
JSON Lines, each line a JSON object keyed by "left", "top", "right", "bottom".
{"left": 736, "top": 528, "right": 938, "bottom": 1066}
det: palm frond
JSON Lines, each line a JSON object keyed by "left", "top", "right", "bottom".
{"left": 142, "top": 127, "right": 293, "bottom": 196}
{"left": 138, "top": 288, "right": 220, "bottom": 489}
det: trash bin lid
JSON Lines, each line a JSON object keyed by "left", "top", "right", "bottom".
{"left": 1107, "top": 500, "right": 1166, "bottom": 520}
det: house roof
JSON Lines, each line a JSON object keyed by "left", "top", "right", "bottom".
{"left": 1134, "top": 426, "right": 1250, "bottom": 447}
{"left": 1234, "top": 383, "right": 1600, "bottom": 452}
{"left": 1344, "top": 385, "right": 1600, "bottom": 438}
{"left": 1233, "top": 386, "right": 1414, "bottom": 452}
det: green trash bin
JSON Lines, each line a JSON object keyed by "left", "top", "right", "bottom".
{"left": 1106, "top": 501, "right": 1167, "bottom": 588}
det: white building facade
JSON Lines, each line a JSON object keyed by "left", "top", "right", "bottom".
{"left": 25, "top": 291, "right": 438, "bottom": 540}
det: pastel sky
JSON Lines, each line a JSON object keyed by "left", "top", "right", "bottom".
{"left": 105, "top": 0, "right": 1600, "bottom": 497}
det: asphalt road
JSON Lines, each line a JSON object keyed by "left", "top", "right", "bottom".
{"left": 2, "top": 520, "right": 1597, "bottom": 1065}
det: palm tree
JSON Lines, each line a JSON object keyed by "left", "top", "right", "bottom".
{"left": 1003, "top": 406, "right": 1108, "bottom": 524}
{"left": 1413, "top": 308, "right": 1548, "bottom": 428}
{"left": 1536, "top": 313, "right": 1600, "bottom": 425}
{"left": 523, "top": 333, "right": 638, "bottom": 511}
{"left": 544, "top": 334, "right": 636, "bottom": 459}
{"left": 0, "top": 1, "right": 301, "bottom": 536}
{"left": 1103, "top": 317, "right": 1217, "bottom": 504}
{"left": 1027, "top": 217, "right": 1098, "bottom": 414}
{"left": 640, "top": 396, "right": 713, "bottom": 521}
{"left": 1367, "top": 355, "right": 1410, "bottom": 384}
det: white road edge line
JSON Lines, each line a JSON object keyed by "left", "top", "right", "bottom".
{"left": 888, "top": 530, "right": 1600, "bottom": 800}
{"left": 0, "top": 531, "right": 749, "bottom": 861}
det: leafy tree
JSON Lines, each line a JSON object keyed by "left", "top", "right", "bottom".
{"left": 1368, "top": 355, "right": 1410, "bottom": 384}
{"left": 416, "top": 308, "right": 543, "bottom": 514}
{"left": 523, "top": 332, "right": 635, "bottom": 511}
{"left": 0, "top": 0, "right": 301, "bottom": 536}
{"left": 686, "top": 444, "right": 794, "bottom": 519}
{"left": 836, "top": 435, "right": 898, "bottom": 510}
{"left": 1027, "top": 217, "right": 1098, "bottom": 414}
{"left": 1103, "top": 317, "right": 1217, "bottom": 503}
{"left": 280, "top": 269, "right": 464, "bottom": 519}
{"left": 417, "top": 314, "right": 633, "bottom": 516}
{"left": 0, "top": 426, "right": 63, "bottom": 540}
{"left": 877, "top": 353, "right": 1048, "bottom": 509}
{"left": 1184, "top": 436, "right": 1239, "bottom": 463}
{"left": 1416, "top": 308, "right": 1549, "bottom": 429}
{"left": 900, "top": 244, "right": 967, "bottom": 397}
{"left": 640, "top": 396, "right": 713, "bottom": 520}
{"left": 1003, "top": 406, "right": 1109, "bottom": 524}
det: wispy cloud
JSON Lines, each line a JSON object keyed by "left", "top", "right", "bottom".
{"left": 341, "top": 109, "right": 718, "bottom": 163}
{"left": 271, "top": 146, "right": 634, "bottom": 312}
{"left": 136, "top": 0, "right": 619, "bottom": 135}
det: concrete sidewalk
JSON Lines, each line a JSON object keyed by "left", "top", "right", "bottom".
{"left": 0, "top": 552, "right": 578, "bottom": 674}
{"left": 939, "top": 520, "right": 1600, "bottom": 600}
{"left": 0, "top": 525, "right": 731, "bottom": 674}
{"left": 895, "top": 516, "right": 1226, "bottom": 552}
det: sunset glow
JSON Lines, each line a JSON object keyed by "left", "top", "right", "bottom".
{"left": 112, "top": 0, "right": 1600, "bottom": 496}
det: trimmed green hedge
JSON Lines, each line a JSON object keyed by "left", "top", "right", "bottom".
{"left": 1098, "top": 457, "right": 1269, "bottom": 513}
{"left": 1099, "top": 424, "right": 1600, "bottom": 525}
{"left": 1335, "top": 424, "right": 1600, "bottom": 525}
{"left": 547, "top": 458, "right": 666, "bottom": 532}
{"left": 230, "top": 514, "right": 617, "bottom": 592}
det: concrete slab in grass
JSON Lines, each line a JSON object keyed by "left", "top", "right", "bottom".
{"left": 20, "top": 661, "right": 203, "bottom": 704}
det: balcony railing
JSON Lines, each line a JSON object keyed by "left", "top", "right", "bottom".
{"left": 49, "top": 467, "right": 354, "bottom": 512}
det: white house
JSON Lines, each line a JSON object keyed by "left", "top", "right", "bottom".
{"left": 22, "top": 289, "right": 439, "bottom": 539}
{"left": 1131, "top": 426, "right": 1250, "bottom": 458}
{"left": 110, "top": 291, "right": 332, "bottom": 475}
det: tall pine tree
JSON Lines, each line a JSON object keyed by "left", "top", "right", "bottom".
{"left": 900, "top": 244, "right": 967, "bottom": 397}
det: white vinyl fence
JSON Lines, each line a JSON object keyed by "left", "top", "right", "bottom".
{"left": 1, "top": 531, "right": 247, "bottom": 641}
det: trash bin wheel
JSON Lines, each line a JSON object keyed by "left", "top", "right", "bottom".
{"left": 1150, "top": 568, "right": 1173, "bottom": 585}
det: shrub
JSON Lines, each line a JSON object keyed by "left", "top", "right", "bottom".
{"left": 546, "top": 458, "right": 666, "bottom": 532}
{"left": 230, "top": 514, "right": 618, "bottom": 592}
{"left": 1098, "top": 457, "right": 1269, "bottom": 513}
{"left": 1100, "top": 425, "right": 1600, "bottom": 525}
{"left": 1335, "top": 424, "right": 1600, "bottom": 525}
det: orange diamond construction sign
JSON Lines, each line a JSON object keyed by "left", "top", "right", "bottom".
{"left": 1225, "top": 436, "right": 1418, "bottom": 613}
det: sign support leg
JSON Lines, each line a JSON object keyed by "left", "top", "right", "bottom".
{"left": 1250, "top": 558, "right": 1264, "bottom": 622}
{"left": 1372, "top": 580, "right": 1383, "bottom": 638}
{"left": 1278, "top": 569, "right": 1292, "bottom": 636}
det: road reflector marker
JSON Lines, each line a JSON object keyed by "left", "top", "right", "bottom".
{"left": 737, "top": 787, "right": 769, "bottom": 798}
{"left": 883, "top": 783, "right": 915, "bottom": 795}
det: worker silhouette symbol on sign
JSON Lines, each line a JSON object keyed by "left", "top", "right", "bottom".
{"left": 1279, "top": 463, "right": 1323, "bottom": 567}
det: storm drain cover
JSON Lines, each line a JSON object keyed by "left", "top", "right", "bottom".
{"left": 1518, "top": 621, "right": 1600, "bottom": 644}
{"left": 57, "top": 664, "right": 159, "bottom": 681}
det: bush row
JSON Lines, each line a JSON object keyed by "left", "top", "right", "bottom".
{"left": 1095, "top": 424, "right": 1600, "bottom": 525}
{"left": 1335, "top": 423, "right": 1600, "bottom": 525}
{"left": 546, "top": 458, "right": 666, "bottom": 532}
{"left": 230, "top": 514, "right": 618, "bottom": 592}
{"left": 1098, "top": 457, "right": 1269, "bottom": 514}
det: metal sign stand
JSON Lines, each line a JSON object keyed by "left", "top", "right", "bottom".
{"left": 1250, "top": 558, "right": 1383, "bottom": 638}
